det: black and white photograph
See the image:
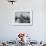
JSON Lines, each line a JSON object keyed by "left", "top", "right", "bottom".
{"left": 14, "top": 11, "right": 32, "bottom": 26}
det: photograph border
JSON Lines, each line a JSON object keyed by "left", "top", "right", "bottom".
{"left": 13, "top": 9, "right": 33, "bottom": 26}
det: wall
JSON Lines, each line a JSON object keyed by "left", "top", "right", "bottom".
{"left": 0, "top": 0, "right": 46, "bottom": 41}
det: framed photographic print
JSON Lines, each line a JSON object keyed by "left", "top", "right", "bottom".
{"left": 13, "top": 9, "right": 33, "bottom": 26}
